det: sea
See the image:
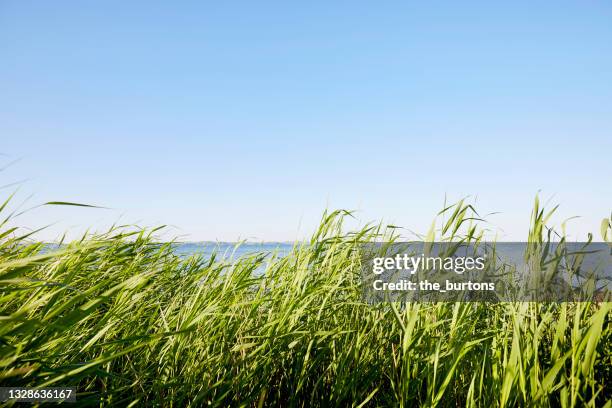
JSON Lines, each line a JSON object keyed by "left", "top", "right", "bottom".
{"left": 40, "top": 241, "right": 611, "bottom": 285}
{"left": 171, "top": 242, "right": 294, "bottom": 259}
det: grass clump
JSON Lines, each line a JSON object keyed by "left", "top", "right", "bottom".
{"left": 0, "top": 198, "right": 610, "bottom": 407}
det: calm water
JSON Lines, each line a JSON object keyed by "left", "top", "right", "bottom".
{"left": 171, "top": 242, "right": 294, "bottom": 260}
{"left": 172, "top": 242, "right": 610, "bottom": 289}
{"left": 41, "top": 241, "right": 611, "bottom": 284}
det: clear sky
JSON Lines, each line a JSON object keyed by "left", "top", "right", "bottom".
{"left": 1, "top": 1, "right": 611, "bottom": 242}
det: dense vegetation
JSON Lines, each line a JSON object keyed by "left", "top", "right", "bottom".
{"left": 1, "top": 197, "right": 610, "bottom": 407}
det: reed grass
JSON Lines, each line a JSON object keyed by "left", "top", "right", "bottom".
{"left": 0, "top": 196, "right": 610, "bottom": 407}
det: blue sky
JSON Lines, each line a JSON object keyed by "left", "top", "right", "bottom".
{"left": 1, "top": 1, "right": 611, "bottom": 241}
